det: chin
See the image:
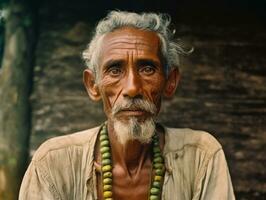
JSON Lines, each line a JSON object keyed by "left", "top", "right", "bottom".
{"left": 113, "top": 117, "right": 156, "bottom": 146}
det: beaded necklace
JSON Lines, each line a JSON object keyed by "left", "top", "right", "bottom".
{"left": 99, "top": 123, "right": 165, "bottom": 200}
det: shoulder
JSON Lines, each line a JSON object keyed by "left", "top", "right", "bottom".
{"left": 163, "top": 127, "right": 222, "bottom": 156}
{"left": 32, "top": 126, "right": 101, "bottom": 161}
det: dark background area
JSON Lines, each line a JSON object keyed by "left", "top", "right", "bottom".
{"left": 26, "top": 0, "right": 266, "bottom": 199}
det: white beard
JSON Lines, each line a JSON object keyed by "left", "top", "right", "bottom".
{"left": 113, "top": 117, "right": 155, "bottom": 146}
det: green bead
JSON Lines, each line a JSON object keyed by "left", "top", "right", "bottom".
{"left": 103, "top": 191, "right": 112, "bottom": 198}
{"left": 150, "top": 195, "right": 159, "bottom": 200}
{"left": 153, "top": 146, "right": 160, "bottom": 153}
{"left": 154, "top": 152, "right": 161, "bottom": 158}
{"left": 102, "top": 159, "right": 111, "bottom": 165}
{"left": 103, "top": 184, "right": 112, "bottom": 191}
{"left": 153, "top": 140, "right": 159, "bottom": 145}
{"left": 103, "top": 178, "right": 112, "bottom": 184}
{"left": 102, "top": 152, "right": 111, "bottom": 159}
{"left": 152, "top": 135, "right": 158, "bottom": 140}
{"left": 103, "top": 172, "right": 112, "bottom": 178}
{"left": 153, "top": 163, "right": 164, "bottom": 169}
{"left": 155, "top": 169, "right": 163, "bottom": 176}
{"left": 150, "top": 187, "right": 160, "bottom": 195}
{"left": 153, "top": 142, "right": 159, "bottom": 146}
{"left": 153, "top": 140, "right": 159, "bottom": 144}
{"left": 152, "top": 181, "right": 161, "bottom": 188}
{"left": 100, "top": 128, "right": 107, "bottom": 134}
{"left": 102, "top": 165, "right": 112, "bottom": 172}
{"left": 101, "top": 140, "right": 110, "bottom": 147}
{"left": 99, "top": 124, "right": 165, "bottom": 200}
{"left": 100, "top": 129, "right": 107, "bottom": 135}
{"left": 100, "top": 146, "right": 110, "bottom": 153}
{"left": 100, "top": 134, "right": 108, "bottom": 141}
{"left": 154, "top": 156, "right": 163, "bottom": 163}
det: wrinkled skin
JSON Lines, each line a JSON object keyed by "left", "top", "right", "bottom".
{"left": 84, "top": 27, "right": 179, "bottom": 200}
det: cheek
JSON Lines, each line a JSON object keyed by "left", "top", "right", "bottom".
{"left": 150, "top": 88, "right": 163, "bottom": 107}
{"left": 143, "top": 76, "right": 166, "bottom": 106}
{"left": 99, "top": 77, "right": 122, "bottom": 114}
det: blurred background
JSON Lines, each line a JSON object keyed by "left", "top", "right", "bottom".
{"left": 0, "top": 0, "right": 265, "bottom": 199}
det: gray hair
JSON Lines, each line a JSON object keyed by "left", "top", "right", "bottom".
{"left": 82, "top": 11, "right": 190, "bottom": 77}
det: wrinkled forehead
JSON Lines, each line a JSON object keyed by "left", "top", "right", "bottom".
{"left": 100, "top": 27, "right": 161, "bottom": 56}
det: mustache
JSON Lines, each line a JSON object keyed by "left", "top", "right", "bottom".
{"left": 112, "top": 98, "right": 157, "bottom": 117}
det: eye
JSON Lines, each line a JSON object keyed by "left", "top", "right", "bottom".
{"left": 140, "top": 66, "right": 155, "bottom": 75}
{"left": 108, "top": 66, "right": 122, "bottom": 77}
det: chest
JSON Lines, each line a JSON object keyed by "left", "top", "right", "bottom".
{"left": 96, "top": 165, "right": 155, "bottom": 200}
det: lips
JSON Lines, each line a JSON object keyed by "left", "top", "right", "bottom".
{"left": 118, "top": 109, "right": 147, "bottom": 116}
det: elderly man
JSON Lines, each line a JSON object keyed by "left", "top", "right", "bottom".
{"left": 19, "top": 11, "right": 235, "bottom": 200}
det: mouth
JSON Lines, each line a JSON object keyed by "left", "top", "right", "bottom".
{"left": 116, "top": 108, "right": 149, "bottom": 117}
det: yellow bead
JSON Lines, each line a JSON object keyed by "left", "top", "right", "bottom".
{"left": 103, "top": 184, "right": 112, "bottom": 191}
{"left": 102, "top": 165, "right": 112, "bottom": 172}
{"left": 154, "top": 175, "right": 162, "bottom": 181}
{"left": 103, "top": 191, "right": 112, "bottom": 198}
{"left": 103, "top": 178, "right": 112, "bottom": 184}
{"left": 103, "top": 172, "right": 112, "bottom": 178}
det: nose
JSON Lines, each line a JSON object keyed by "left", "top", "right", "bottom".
{"left": 122, "top": 69, "right": 142, "bottom": 98}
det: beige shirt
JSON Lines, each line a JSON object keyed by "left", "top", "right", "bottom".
{"left": 19, "top": 126, "right": 235, "bottom": 200}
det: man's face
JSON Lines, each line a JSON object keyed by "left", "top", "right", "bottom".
{"left": 97, "top": 27, "right": 167, "bottom": 121}
{"left": 84, "top": 27, "right": 179, "bottom": 144}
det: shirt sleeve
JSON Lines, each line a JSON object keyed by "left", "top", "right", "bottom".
{"left": 196, "top": 149, "right": 235, "bottom": 200}
{"left": 19, "top": 161, "right": 60, "bottom": 200}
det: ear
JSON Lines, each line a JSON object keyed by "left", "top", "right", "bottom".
{"left": 163, "top": 67, "right": 180, "bottom": 98}
{"left": 83, "top": 69, "right": 101, "bottom": 101}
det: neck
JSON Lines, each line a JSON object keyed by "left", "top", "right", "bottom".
{"left": 107, "top": 120, "right": 152, "bottom": 174}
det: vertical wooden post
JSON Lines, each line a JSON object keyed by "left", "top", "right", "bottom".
{"left": 0, "top": 0, "right": 36, "bottom": 199}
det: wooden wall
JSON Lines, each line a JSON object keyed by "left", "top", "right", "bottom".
{"left": 30, "top": 2, "right": 266, "bottom": 199}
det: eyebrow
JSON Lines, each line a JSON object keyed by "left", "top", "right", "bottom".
{"left": 102, "top": 58, "right": 161, "bottom": 69}
{"left": 102, "top": 59, "right": 125, "bottom": 69}
{"left": 136, "top": 58, "right": 161, "bottom": 67}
